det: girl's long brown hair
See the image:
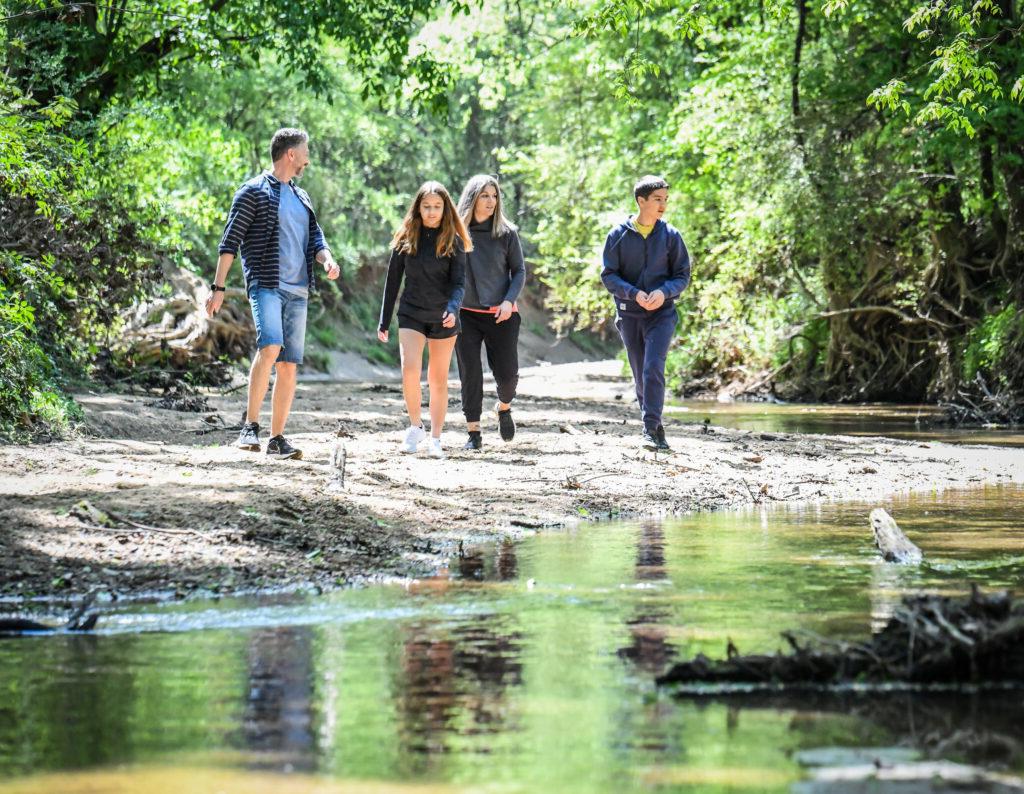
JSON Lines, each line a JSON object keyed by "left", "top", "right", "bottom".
{"left": 390, "top": 181, "right": 473, "bottom": 258}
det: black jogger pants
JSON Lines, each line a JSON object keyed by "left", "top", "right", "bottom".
{"left": 455, "top": 310, "right": 521, "bottom": 423}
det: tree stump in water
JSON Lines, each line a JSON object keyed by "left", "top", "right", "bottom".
{"left": 870, "top": 508, "right": 922, "bottom": 564}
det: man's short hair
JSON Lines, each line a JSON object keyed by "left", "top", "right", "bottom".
{"left": 634, "top": 175, "right": 670, "bottom": 202}
{"left": 270, "top": 128, "right": 309, "bottom": 162}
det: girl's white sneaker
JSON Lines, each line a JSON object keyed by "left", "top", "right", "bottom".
{"left": 427, "top": 436, "right": 444, "bottom": 459}
{"left": 401, "top": 425, "right": 427, "bottom": 453}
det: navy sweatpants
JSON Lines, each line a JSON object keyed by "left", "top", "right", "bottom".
{"left": 615, "top": 306, "right": 677, "bottom": 432}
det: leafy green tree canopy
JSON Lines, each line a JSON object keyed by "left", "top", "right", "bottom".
{"left": 3, "top": 0, "right": 469, "bottom": 113}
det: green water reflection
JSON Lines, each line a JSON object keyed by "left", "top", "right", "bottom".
{"left": 1, "top": 484, "right": 1023, "bottom": 792}
{"left": 666, "top": 400, "right": 1024, "bottom": 447}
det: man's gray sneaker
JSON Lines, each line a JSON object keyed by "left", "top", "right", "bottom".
{"left": 267, "top": 434, "right": 302, "bottom": 460}
{"left": 642, "top": 425, "right": 671, "bottom": 452}
{"left": 238, "top": 421, "right": 260, "bottom": 451}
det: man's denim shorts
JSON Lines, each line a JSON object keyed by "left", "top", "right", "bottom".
{"left": 248, "top": 287, "right": 308, "bottom": 364}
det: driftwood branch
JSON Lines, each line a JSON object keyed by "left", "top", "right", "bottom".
{"left": 871, "top": 508, "right": 923, "bottom": 564}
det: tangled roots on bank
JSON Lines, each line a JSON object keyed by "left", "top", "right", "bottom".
{"left": 111, "top": 262, "right": 255, "bottom": 385}
{"left": 943, "top": 372, "right": 1024, "bottom": 427}
{"left": 657, "top": 588, "right": 1024, "bottom": 689}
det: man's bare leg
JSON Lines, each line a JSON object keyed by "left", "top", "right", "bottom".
{"left": 270, "top": 361, "right": 297, "bottom": 437}
{"left": 246, "top": 344, "right": 281, "bottom": 424}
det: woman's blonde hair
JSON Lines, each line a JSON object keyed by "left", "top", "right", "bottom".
{"left": 391, "top": 181, "right": 472, "bottom": 257}
{"left": 457, "top": 174, "right": 517, "bottom": 238}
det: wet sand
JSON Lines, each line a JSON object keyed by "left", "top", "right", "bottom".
{"left": 3, "top": 360, "right": 1022, "bottom": 605}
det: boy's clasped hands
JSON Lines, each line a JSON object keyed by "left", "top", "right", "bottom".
{"left": 635, "top": 289, "right": 666, "bottom": 311}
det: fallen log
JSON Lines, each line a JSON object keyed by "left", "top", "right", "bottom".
{"left": 871, "top": 507, "right": 922, "bottom": 563}
{"left": 0, "top": 598, "right": 99, "bottom": 638}
{"left": 657, "top": 588, "right": 1024, "bottom": 689}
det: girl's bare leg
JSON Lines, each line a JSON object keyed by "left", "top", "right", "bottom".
{"left": 398, "top": 329, "right": 427, "bottom": 426}
{"left": 426, "top": 336, "right": 458, "bottom": 438}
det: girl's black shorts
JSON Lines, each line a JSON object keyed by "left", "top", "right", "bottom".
{"left": 397, "top": 312, "right": 460, "bottom": 339}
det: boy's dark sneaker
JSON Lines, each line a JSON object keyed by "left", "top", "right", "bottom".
{"left": 267, "top": 435, "right": 302, "bottom": 460}
{"left": 238, "top": 422, "right": 261, "bottom": 451}
{"left": 497, "top": 406, "right": 515, "bottom": 442}
{"left": 463, "top": 430, "right": 483, "bottom": 451}
{"left": 642, "top": 425, "right": 671, "bottom": 452}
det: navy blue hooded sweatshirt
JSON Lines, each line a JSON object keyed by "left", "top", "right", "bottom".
{"left": 600, "top": 218, "right": 691, "bottom": 316}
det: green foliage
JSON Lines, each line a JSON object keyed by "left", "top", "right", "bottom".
{"left": 3, "top": 0, "right": 465, "bottom": 114}
{"left": 829, "top": 0, "right": 1024, "bottom": 138}
{"left": 0, "top": 80, "right": 83, "bottom": 433}
{"left": 0, "top": 72, "right": 173, "bottom": 433}
{"left": 962, "top": 303, "right": 1023, "bottom": 382}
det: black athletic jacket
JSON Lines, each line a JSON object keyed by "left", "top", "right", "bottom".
{"left": 379, "top": 226, "right": 467, "bottom": 330}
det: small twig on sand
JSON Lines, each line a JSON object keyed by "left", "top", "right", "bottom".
{"left": 77, "top": 523, "right": 207, "bottom": 536}
{"left": 71, "top": 499, "right": 207, "bottom": 536}
{"left": 764, "top": 488, "right": 800, "bottom": 500}
{"left": 524, "top": 471, "right": 619, "bottom": 487}
{"left": 576, "top": 472, "right": 619, "bottom": 485}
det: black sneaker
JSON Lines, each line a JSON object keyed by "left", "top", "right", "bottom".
{"left": 642, "top": 426, "right": 671, "bottom": 452}
{"left": 463, "top": 430, "right": 482, "bottom": 451}
{"left": 238, "top": 421, "right": 260, "bottom": 451}
{"left": 267, "top": 434, "right": 302, "bottom": 460}
{"left": 497, "top": 406, "right": 515, "bottom": 442}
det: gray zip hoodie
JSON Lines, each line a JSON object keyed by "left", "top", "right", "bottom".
{"left": 462, "top": 217, "right": 526, "bottom": 310}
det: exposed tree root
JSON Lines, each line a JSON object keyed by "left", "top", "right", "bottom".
{"left": 657, "top": 588, "right": 1024, "bottom": 689}
{"left": 118, "top": 262, "right": 255, "bottom": 375}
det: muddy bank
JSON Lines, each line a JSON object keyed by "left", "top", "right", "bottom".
{"left": 3, "top": 360, "right": 1023, "bottom": 606}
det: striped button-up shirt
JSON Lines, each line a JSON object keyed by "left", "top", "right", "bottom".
{"left": 218, "top": 171, "right": 329, "bottom": 292}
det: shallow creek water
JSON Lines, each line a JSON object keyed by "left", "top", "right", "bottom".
{"left": 667, "top": 400, "right": 1024, "bottom": 447}
{"left": 2, "top": 481, "right": 1023, "bottom": 793}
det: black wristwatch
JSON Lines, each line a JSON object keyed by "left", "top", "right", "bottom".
{"left": 210, "top": 283, "right": 226, "bottom": 292}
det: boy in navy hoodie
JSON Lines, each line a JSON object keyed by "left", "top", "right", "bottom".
{"left": 601, "top": 176, "right": 691, "bottom": 451}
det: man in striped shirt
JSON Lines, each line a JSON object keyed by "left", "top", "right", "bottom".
{"left": 206, "top": 128, "right": 340, "bottom": 460}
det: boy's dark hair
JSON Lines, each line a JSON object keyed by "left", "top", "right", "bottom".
{"left": 634, "top": 175, "right": 669, "bottom": 202}
{"left": 270, "top": 128, "right": 309, "bottom": 162}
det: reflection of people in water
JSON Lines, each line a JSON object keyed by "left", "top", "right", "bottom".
{"left": 617, "top": 522, "right": 676, "bottom": 674}
{"left": 496, "top": 539, "right": 518, "bottom": 581}
{"left": 397, "top": 615, "right": 523, "bottom": 764}
{"left": 241, "top": 626, "right": 316, "bottom": 771}
{"left": 453, "top": 540, "right": 517, "bottom": 581}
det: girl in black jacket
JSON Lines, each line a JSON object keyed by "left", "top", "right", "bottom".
{"left": 455, "top": 175, "right": 526, "bottom": 450}
{"left": 378, "top": 181, "right": 472, "bottom": 458}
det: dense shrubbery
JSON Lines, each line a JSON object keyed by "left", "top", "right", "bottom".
{"left": 0, "top": 82, "right": 165, "bottom": 434}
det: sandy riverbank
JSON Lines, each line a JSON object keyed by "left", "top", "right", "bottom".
{"left": 3, "top": 360, "right": 1022, "bottom": 606}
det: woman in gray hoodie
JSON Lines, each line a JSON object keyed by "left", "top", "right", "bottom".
{"left": 455, "top": 175, "right": 527, "bottom": 450}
